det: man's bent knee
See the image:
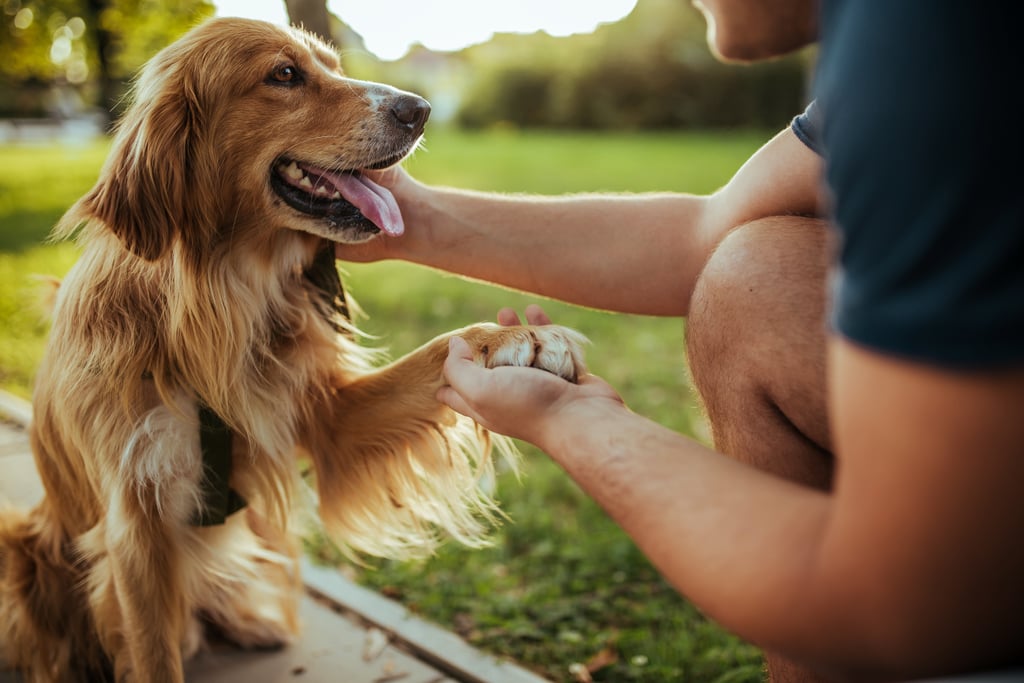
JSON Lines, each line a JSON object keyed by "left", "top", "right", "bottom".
{"left": 687, "top": 216, "right": 827, "bottom": 383}
{"left": 686, "top": 216, "right": 832, "bottom": 486}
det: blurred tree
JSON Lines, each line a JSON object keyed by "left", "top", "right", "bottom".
{"left": 82, "top": 0, "right": 115, "bottom": 123}
{"left": 283, "top": 0, "right": 329, "bottom": 43}
{"left": 0, "top": 0, "right": 214, "bottom": 120}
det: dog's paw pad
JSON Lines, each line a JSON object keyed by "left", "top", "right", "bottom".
{"left": 486, "top": 326, "right": 588, "bottom": 382}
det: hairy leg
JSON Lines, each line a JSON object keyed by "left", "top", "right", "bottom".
{"left": 687, "top": 216, "right": 835, "bottom": 682}
{"left": 306, "top": 323, "right": 586, "bottom": 558}
{"left": 102, "top": 400, "right": 208, "bottom": 682}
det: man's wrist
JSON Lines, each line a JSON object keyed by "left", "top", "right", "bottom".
{"left": 534, "top": 395, "right": 622, "bottom": 464}
{"left": 396, "top": 180, "right": 441, "bottom": 261}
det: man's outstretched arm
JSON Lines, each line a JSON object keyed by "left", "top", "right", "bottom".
{"left": 338, "top": 126, "right": 823, "bottom": 316}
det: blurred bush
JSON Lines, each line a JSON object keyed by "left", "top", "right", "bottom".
{"left": 455, "top": 0, "right": 811, "bottom": 130}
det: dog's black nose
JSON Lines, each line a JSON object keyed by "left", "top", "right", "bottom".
{"left": 391, "top": 95, "right": 430, "bottom": 135}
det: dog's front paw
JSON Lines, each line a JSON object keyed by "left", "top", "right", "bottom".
{"left": 463, "top": 325, "right": 588, "bottom": 383}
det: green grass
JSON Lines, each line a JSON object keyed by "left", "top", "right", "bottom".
{"left": 0, "top": 140, "right": 110, "bottom": 394}
{"left": 0, "top": 127, "right": 770, "bottom": 682}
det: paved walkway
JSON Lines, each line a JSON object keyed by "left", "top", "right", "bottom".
{"left": 0, "top": 392, "right": 547, "bottom": 683}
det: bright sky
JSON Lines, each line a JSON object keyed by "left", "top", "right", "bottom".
{"left": 213, "top": 0, "right": 639, "bottom": 61}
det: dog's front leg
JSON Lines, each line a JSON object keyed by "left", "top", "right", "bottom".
{"left": 304, "top": 323, "right": 586, "bottom": 557}
{"left": 104, "top": 512, "right": 188, "bottom": 682}
{"left": 100, "top": 403, "right": 206, "bottom": 682}
{"left": 331, "top": 322, "right": 587, "bottom": 430}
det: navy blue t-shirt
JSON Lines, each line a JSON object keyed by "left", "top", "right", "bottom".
{"left": 794, "top": 2, "right": 1024, "bottom": 368}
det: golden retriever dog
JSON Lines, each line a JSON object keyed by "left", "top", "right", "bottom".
{"left": 0, "top": 17, "right": 585, "bottom": 682}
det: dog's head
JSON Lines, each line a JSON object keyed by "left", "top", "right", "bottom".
{"left": 77, "top": 17, "right": 429, "bottom": 261}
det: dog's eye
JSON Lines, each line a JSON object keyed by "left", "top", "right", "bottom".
{"left": 268, "top": 64, "right": 302, "bottom": 86}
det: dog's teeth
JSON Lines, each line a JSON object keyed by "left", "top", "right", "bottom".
{"left": 285, "top": 162, "right": 303, "bottom": 180}
{"left": 315, "top": 186, "right": 329, "bottom": 196}
{"left": 331, "top": 191, "right": 341, "bottom": 199}
{"left": 299, "top": 176, "right": 313, "bottom": 189}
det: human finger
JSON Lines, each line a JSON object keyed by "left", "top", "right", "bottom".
{"left": 360, "top": 165, "right": 404, "bottom": 187}
{"left": 442, "top": 336, "right": 482, "bottom": 392}
{"left": 439, "top": 336, "right": 489, "bottom": 417}
{"left": 524, "top": 304, "right": 553, "bottom": 326}
{"left": 436, "top": 384, "right": 480, "bottom": 421}
{"left": 497, "top": 308, "right": 521, "bottom": 326}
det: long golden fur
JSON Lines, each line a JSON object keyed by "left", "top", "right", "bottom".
{"left": 0, "top": 18, "right": 585, "bottom": 682}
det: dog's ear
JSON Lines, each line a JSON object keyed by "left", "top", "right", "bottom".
{"left": 75, "top": 55, "right": 216, "bottom": 261}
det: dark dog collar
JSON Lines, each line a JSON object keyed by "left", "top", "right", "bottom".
{"left": 192, "top": 404, "right": 247, "bottom": 526}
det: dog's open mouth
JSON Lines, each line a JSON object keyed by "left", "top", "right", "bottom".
{"left": 270, "top": 158, "right": 404, "bottom": 236}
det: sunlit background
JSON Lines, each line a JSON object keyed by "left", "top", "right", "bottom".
{"left": 0, "top": 0, "right": 811, "bottom": 132}
{"left": 215, "top": 0, "right": 639, "bottom": 61}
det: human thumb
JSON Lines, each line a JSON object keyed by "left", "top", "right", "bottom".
{"left": 448, "top": 335, "right": 474, "bottom": 360}
{"left": 442, "top": 336, "right": 476, "bottom": 386}
{"left": 438, "top": 336, "right": 480, "bottom": 417}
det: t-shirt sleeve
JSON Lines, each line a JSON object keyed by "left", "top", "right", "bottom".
{"left": 816, "top": 1, "right": 1024, "bottom": 368}
{"left": 790, "top": 100, "right": 823, "bottom": 156}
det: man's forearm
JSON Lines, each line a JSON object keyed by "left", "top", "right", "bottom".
{"left": 340, "top": 126, "right": 823, "bottom": 314}
{"left": 537, "top": 400, "right": 846, "bottom": 665}
{"left": 402, "top": 185, "right": 716, "bottom": 316}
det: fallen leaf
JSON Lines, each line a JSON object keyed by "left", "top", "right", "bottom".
{"left": 362, "top": 627, "right": 389, "bottom": 661}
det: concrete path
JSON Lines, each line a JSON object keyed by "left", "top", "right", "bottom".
{"left": 0, "top": 392, "right": 547, "bottom": 683}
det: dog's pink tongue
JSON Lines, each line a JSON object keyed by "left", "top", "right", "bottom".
{"left": 331, "top": 172, "right": 404, "bottom": 236}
